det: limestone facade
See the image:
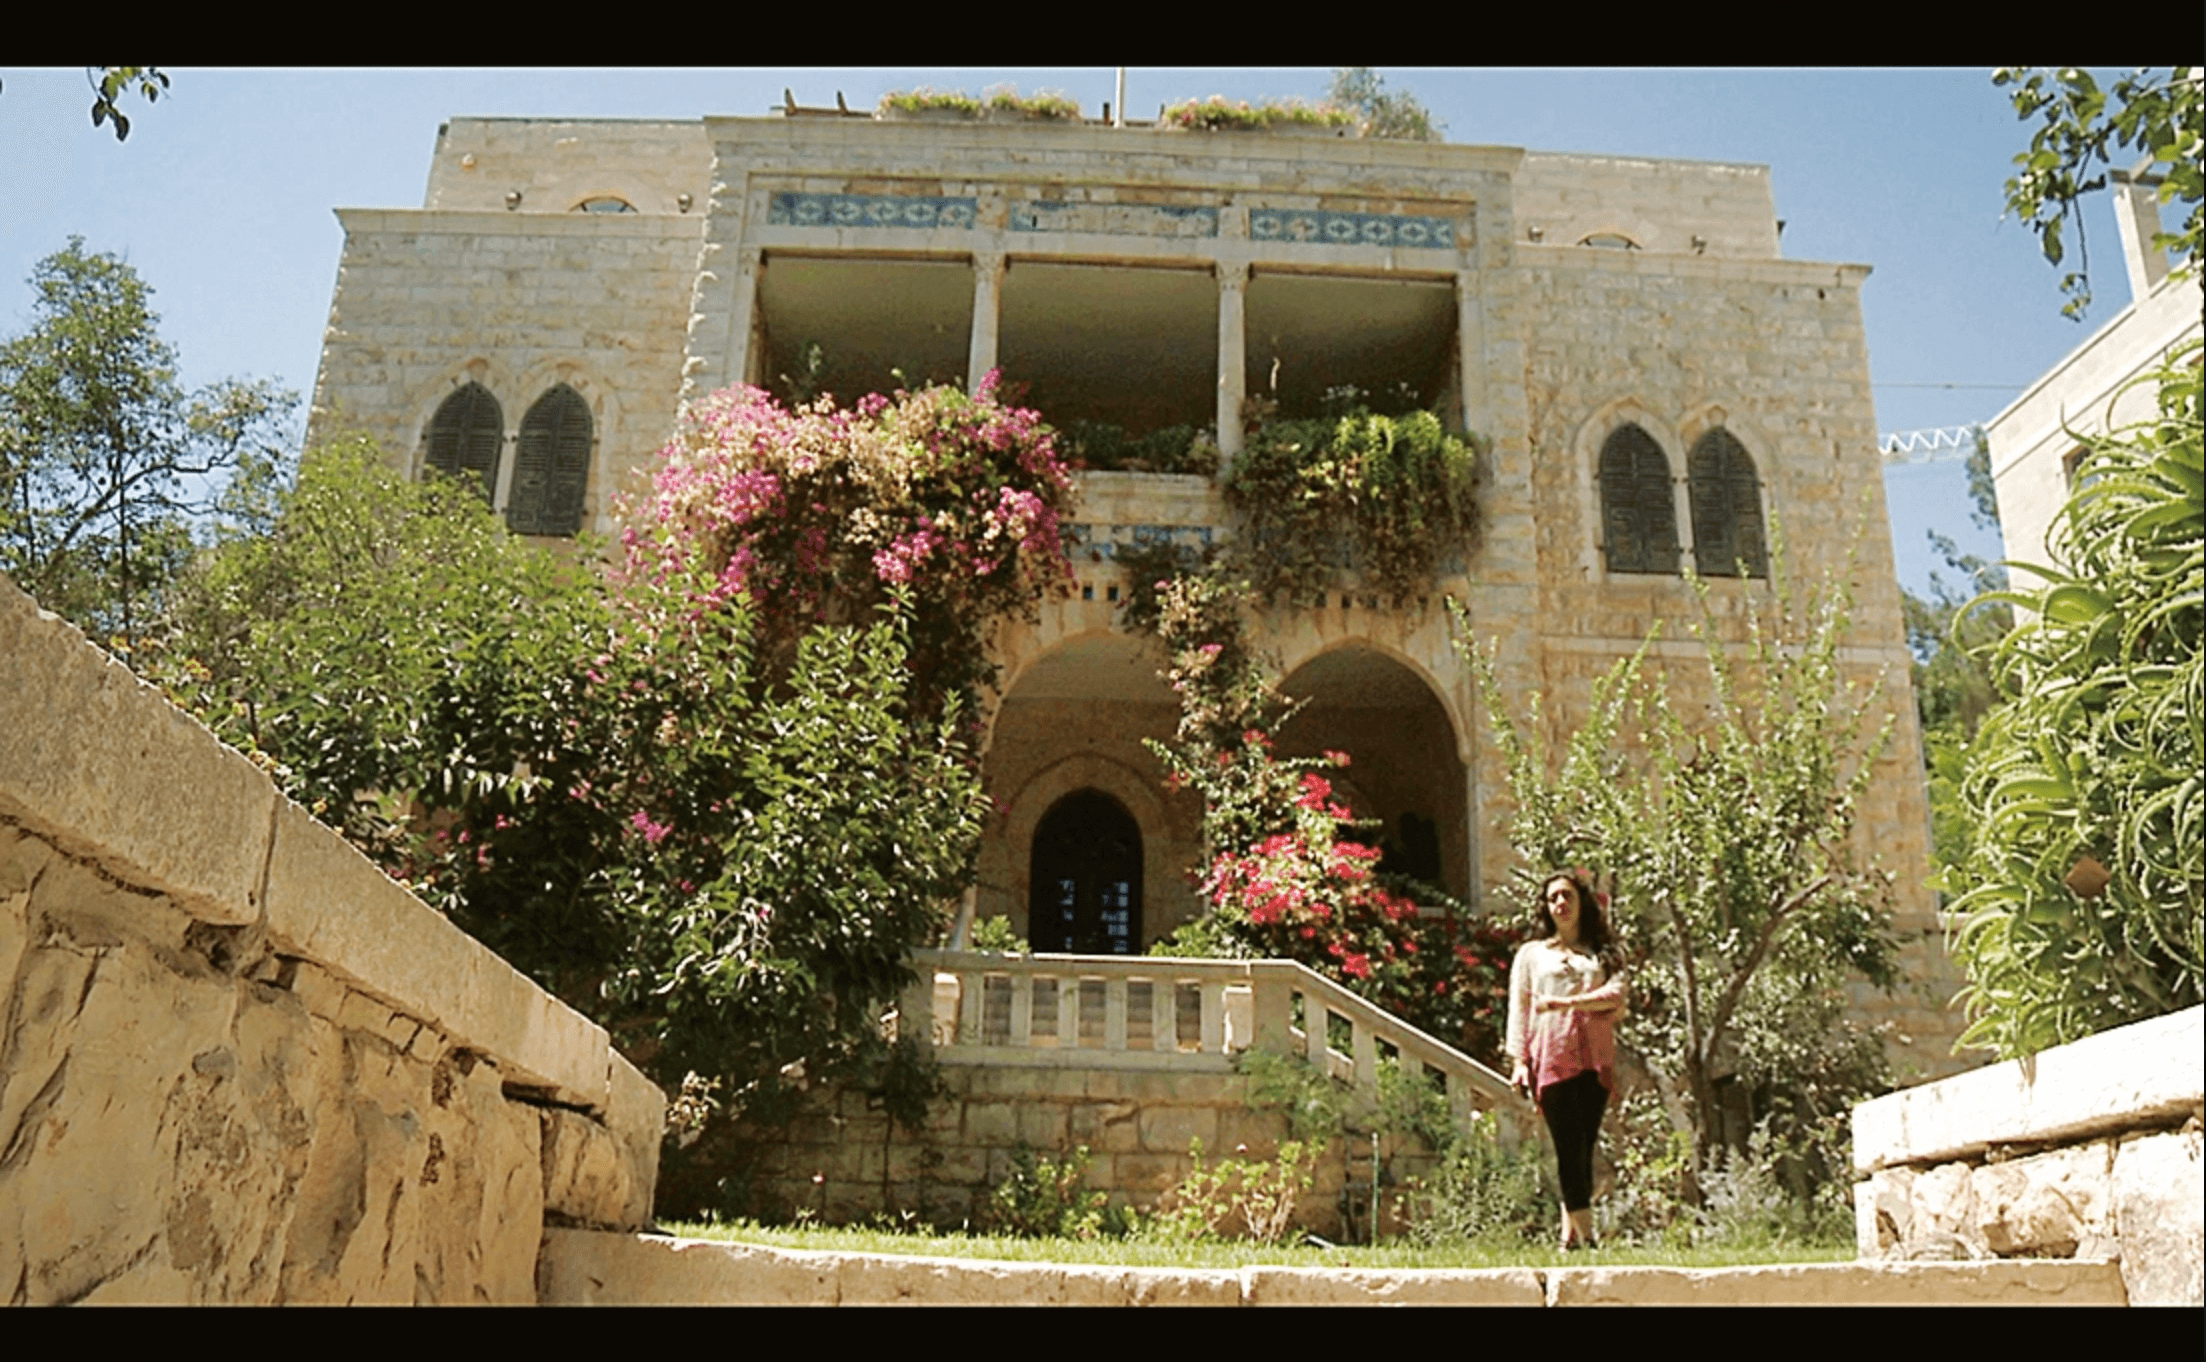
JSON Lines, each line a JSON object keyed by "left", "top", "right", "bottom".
{"left": 308, "top": 113, "right": 1959, "bottom": 1071}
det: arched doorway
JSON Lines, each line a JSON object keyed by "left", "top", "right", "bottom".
{"left": 1028, "top": 789, "right": 1143, "bottom": 955}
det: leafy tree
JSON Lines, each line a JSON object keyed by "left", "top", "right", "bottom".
{"left": 0, "top": 68, "right": 169, "bottom": 141}
{"left": 1461, "top": 545, "right": 1900, "bottom": 1192}
{"left": 1943, "top": 345, "right": 2203, "bottom": 1056}
{"left": 1996, "top": 66, "right": 2202, "bottom": 319}
{"left": 1327, "top": 68, "right": 1443, "bottom": 142}
{"left": 1, "top": 237, "right": 294, "bottom": 651}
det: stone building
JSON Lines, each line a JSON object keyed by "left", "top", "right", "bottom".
{"left": 1985, "top": 158, "right": 2204, "bottom": 575}
{"left": 308, "top": 107, "right": 1963, "bottom": 1073}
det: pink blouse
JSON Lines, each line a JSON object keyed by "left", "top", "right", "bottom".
{"left": 1506, "top": 938, "right": 1626, "bottom": 1102}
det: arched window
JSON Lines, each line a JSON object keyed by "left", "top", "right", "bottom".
{"left": 1029, "top": 789, "right": 1142, "bottom": 955}
{"left": 1598, "top": 423, "right": 1680, "bottom": 574}
{"left": 508, "top": 385, "right": 593, "bottom": 536}
{"left": 423, "top": 382, "right": 503, "bottom": 502}
{"left": 1687, "top": 428, "right": 1768, "bottom": 578}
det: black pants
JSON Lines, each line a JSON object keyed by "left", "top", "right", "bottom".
{"left": 1538, "top": 1070, "right": 1610, "bottom": 1213}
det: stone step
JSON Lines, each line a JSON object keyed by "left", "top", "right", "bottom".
{"left": 537, "top": 1228, "right": 2128, "bottom": 1305}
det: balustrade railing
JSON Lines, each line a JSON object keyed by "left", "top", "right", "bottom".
{"left": 906, "top": 950, "right": 1519, "bottom": 1133}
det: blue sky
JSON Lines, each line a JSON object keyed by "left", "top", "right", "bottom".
{"left": 0, "top": 67, "right": 2153, "bottom": 600}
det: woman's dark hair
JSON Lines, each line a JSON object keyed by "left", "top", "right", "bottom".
{"left": 1538, "top": 869, "right": 1614, "bottom": 957}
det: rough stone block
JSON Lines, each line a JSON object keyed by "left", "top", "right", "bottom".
{"left": 0, "top": 577, "right": 275, "bottom": 926}
{"left": 541, "top": 1106, "right": 635, "bottom": 1230}
{"left": 1968, "top": 1143, "right": 2114, "bottom": 1259}
{"left": 1138, "top": 1104, "right": 1217, "bottom": 1154}
{"left": 602, "top": 1049, "right": 665, "bottom": 1229}
{"left": 2111, "top": 1126, "right": 2204, "bottom": 1306}
{"left": 964, "top": 1101, "right": 1020, "bottom": 1145}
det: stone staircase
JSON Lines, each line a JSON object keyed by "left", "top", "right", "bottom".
{"left": 535, "top": 1229, "right": 2130, "bottom": 1305}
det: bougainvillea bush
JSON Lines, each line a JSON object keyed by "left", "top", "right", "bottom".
{"left": 633, "top": 374, "right": 1075, "bottom": 733}
{"left": 1137, "top": 567, "right": 1525, "bottom": 1063}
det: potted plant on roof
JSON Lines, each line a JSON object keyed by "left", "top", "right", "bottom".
{"left": 983, "top": 85, "right": 1084, "bottom": 123}
{"left": 1162, "top": 96, "right": 1358, "bottom": 136}
{"left": 877, "top": 88, "right": 984, "bottom": 122}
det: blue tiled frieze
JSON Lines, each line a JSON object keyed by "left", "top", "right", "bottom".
{"left": 767, "top": 193, "right": 979, "bottom": 231}
{"left": 1064, "top": 523, "right": 1215, "bottom": 561}
{"left": 1009, "top": 201, "right": 1220, "bottom": 238}
{"left": 1247, "top": 208, "right": 1463, "bottom": 250}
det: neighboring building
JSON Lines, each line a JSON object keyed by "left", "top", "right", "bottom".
{"left": 308, "top": 109, "right": 1964, "bottom": 1073}
{"left": 1985, "top": 162, "right": 2205, "bottom": 575}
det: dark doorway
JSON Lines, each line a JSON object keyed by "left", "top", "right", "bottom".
{"left": 1029, "top": 789, "right": 1143, "bottom": 955}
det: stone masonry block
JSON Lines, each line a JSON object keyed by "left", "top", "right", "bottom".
{"left": 0, "top": 576, "right": 274, "bottom": 926}
{"left": 2111, "top": 1126, "right": 2204, "bottom": 1306}
{"left": 1969, "top": 1142, "right": 2115, "bottom": 1259}
{"left": 1139, "top": 1105, "right": 1218, "bottom": 1155}
{"left": 1853, "top": 1007, "right": 2204, "bottom": 1171}
{"left": 1016, "top": 1103, "right": 1070, "bottom": 1149}
{"left": 964, "top": 1101, "right": 1020, "bottom": 1145}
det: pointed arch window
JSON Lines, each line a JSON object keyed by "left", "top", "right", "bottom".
{"left": 1598, "top": 423, "right": 1680, "bottom": 574}
{"left": 1688, "top": 428, "right": 1768, "bottom": 578}
{"left": 508, "top": 384, "right": 593, "bottom": 536}
{"left": 424, "top": 382, "right": 503, "bottom": 502}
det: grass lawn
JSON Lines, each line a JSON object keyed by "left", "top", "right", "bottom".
{"left": 659, "top": 1220, "right": 1857, "bottom": 1272}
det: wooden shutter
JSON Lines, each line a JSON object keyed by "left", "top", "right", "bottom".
{"left": 510, "top": 385, "right": 592, "bottom": 536}
{"left": 1599, "top": 424, "right": 1679, "bottom": 574}
{"left": 1689, "top": 428, "right": 1767, "bottom": 578}
{"left": 424, "top": 383, "right": 503, "bottom": 502}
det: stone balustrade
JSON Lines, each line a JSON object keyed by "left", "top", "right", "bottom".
{"left": 910, "top": 950, "right": 1517, "bottom": 1135}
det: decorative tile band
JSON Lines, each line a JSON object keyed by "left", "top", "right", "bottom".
{"left": 1248, "top": 208, "right": 1463, "bottom": 250}
{"left": 1064, "top": 523, "right": 1216, "bottom": 561}
{"left": 767, "top": 193, "right": 978, "bottom": 231}
{"left": 1009, "top": 201, "right": 1220, "bottom": 238}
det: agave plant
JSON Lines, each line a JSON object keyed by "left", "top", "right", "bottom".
{"left": 1945, "top": 339, "right": 2204, "bottom": 1057}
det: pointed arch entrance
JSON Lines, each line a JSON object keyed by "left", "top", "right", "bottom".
{"left": 1028, "top": 789, "right": 1143, "bottom": 955}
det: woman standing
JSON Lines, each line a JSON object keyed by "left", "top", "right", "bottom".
{"left": 1506, "top": 869, "right": 1627, "bottom": 1251}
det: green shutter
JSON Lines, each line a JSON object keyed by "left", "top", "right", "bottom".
{"left": 1689, "top": 429, "right": 1767, "bottom": 579}
{"left": 1599, "top": 424, "right": 1679, "bottom": 574}
{"left": 424, "top": 383, "right": 503, "bottom": 502}
{"left": 510, "top": 385, "right": 592, "bottom": 536}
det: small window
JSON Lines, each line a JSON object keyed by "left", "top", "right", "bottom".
{"left": 575, "top": 197, "right": 635, "bottom": 213}
{"left": 423, "top": 383, "right": 503, "bottom": 502}
{"left": 508, "top": 385, "right": 593, "bottom": 536}
{"left": 1598, "top": 424, "right": 1680, "bottom": 574}
{"left": 1688, "top": 428, "right": 1768, "bottom": 579}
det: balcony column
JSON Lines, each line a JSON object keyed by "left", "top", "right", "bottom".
{"left": 1215, "top": 261, "right": 1248, "bottom": 465}
{"left": 724, "top": 247, "right": 764, "bottom": 390}
{"left": 1453, "top": 269, "right": 1488, "bottom": 442}
{"left": 968, "top": 252, "right": 1006, "bottom": 389}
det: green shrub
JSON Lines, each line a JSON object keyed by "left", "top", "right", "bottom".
{"left": 987, "top": 1145, "right": 1124, "bottom": 1239}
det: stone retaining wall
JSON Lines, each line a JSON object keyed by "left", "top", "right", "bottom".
{"left": 704, "top": 1060, "right": 1445, "bottom": 1241}
{"left": 0, "top": 576, "right": 664, "bottom": 1303}
{"left": 1851, "top": 1006, "right": 2202, "bottom": 1306}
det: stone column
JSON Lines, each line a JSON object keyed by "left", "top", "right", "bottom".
{"left": 1454, "top": 270, "right": 1489, "bottom": 443}
{"left": 968, "top": 251, "right": 1006, "bottom": 388}
{"left": 1216, "top": 262, "right": 1248, "bottom": 463}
